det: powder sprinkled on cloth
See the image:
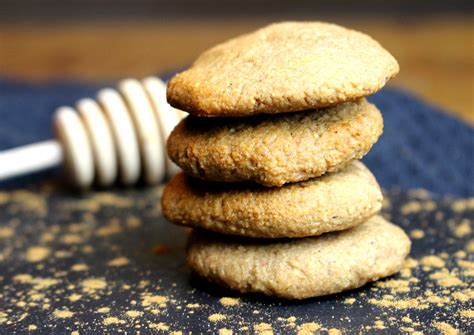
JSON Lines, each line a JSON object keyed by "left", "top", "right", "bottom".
{"left": 149, "top": 322, "right": 169, "bottom": 330}
{"left": 102, "top": 317, "right": 125, "bottom": 325}
{"left": 141, "top": 295, "right": 168, "bottom": 307}
{"left": 297, "top": 322, "right": 321, "bottom": 335}
{"left": 71, "top": 263, "right": 88, "bottom": 272}
{"left": 208, "top": 314, "right": 227, "bottom": 322}
{"left": 420, "top": 256, "right": 445, "bottom": 268}
{"left": 25, "top": 246, "right": 50, "bottom": 262}
{"left": 454, "top": 219, "right": 471, "bottom": 238}
{"left": 125, "top": 310, "right": 143, "bottom": 318}
{"left": 254, "top": 322, "right": 273, "bottom": 335}
{"left": 410, "top": 229, "right": 425, "bottom": 239}
{"left": 81, "top": 278, "right": 107, "bottom": 292}
{"left": 108, "top": 257, "right": 129, "bottom": 267}
{"left": 219, "top": 297, "right": 240, "bottom": 307}
{"left": 53, "top": 309, "right": 74, "bottom": 319}
{"left": 432, "top": 321, "right": 459, "bottom": 335}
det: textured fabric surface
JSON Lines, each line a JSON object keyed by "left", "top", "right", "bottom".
{"left": 0, "top": 183, "right": 472, "bottom": 333}
{"left": 0, "top": 76, "right": 473, "bottom": 196}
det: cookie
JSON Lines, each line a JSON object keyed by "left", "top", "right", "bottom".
{"left": 186, "top": 216, "right": 411, "bottom": 299}
{"left": 167, "top": 99, "right": 382, "bottom": 186}
{"left": 162, "top": 161, "right": 382, "bottom": 238}
{"left": 167, "top": 21, "right": 399, "bottom": 117}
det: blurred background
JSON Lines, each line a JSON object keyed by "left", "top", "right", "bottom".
{"left": 0, "top": 0, "right": 473, "bottom": 123}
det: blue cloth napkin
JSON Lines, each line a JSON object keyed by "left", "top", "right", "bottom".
{"left": 1, "top": 76, "right": 473, "bottom": 196}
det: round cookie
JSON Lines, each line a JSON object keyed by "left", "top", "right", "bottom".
{"left": 167, "top": 99, "right": 383, "bottom": 187}
{"left": 162, "top": 161, "right": 382, "bottom": 238}
{"left": 167, "top": 21, "right": 399, "bottom": 117}
{"left": 186, "top": 216, "right": 411, "bottom": 299}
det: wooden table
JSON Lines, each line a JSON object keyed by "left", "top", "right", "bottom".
{"left": 1, "top": 18, "right": 472, "bottom": 124}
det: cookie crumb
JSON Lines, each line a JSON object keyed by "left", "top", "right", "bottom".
{"left": 454, "top": 219, "right": 471, "bottom": 238}
{"left": 102, "top": 317, "right": 125, "bottom": 325}
{"left": 126, "top": 216, "right": 141, "bottom": 228}
{"left": 375, "top": 279, "right": 411, "bottom": 293}
{"left": 95, "top": 219, "right": 122, "bottom": 237}
{"left": 0, "top": 227, "right": 14, "bottom": 238}
{"left": 404, "top": 258, "right": 419, "bottom": 269}
{"left": 459, "top": 309, "right": 473, "bottom": 318}
{"left": 97, "top": 307, "right": 110, "bottom": 314}
{"left": 219, "top": 297, "right": 240, "bottom": 307}
{"left": 53, "top": 309, "right": 74, "bottom": 319}
{"left": 71, "top": 263, "right": 88, "bottom": 272}
{"left": 297, "top": 322, "right": 320, "bottom": 335}
{"left": 254, "top": 322, "right": 273, "bottom": 335}
{"left": 373, "top": 320, "right": 385, "bottom": 329}
{"left": 108, "top": 257, "right": 129, "bottom": 267}
{"left": 429, "top": 271, "right": 464, "bottom": 287}
{"left": 25, "top": 246, "right": 50, "bottom": 262}
{"left": 208, "top": 313, "right": 226, "bottom": 322}
{"left": 432, "top": 321, "right": 459, "bottom": 335}
{"left": 452, "top": 291, "right": 470, "bottom": 302}
{"left": 125, "top": 310, "right": 142, "bottom": 318}
{"left": 400, "top": 201, "right": 435, "bottom": 215}
{"left": 368, "top": 298, "right": 428, "bottom": 310}
{"left": 81, "top": 278, "right": 107, "bottom": 291}
{"left": 141, "top": 295, "right": 168, "bottom": 307}
{"left": 149, "top": 322, "right": 169, "bottom": 330}
{"left": 451, "top": 198, "right": 474, "bottom": 212}
{"left": 186, "top": 303, "right": 200, "bottom": 308}
{"left": 454, "top": 250, "right": 467, "bottom": 258}
{"left": 68, "top": 293, "right": 82, "bottom": 302}
{"left": 420, "top": 256, "right": 445, "bottom": 268}
{"left": 410, "top": 229, "right": 425, "bottom": 239}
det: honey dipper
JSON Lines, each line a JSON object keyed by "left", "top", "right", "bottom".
{"left": 0, "top": 77, "right": 186, "bottom": 189}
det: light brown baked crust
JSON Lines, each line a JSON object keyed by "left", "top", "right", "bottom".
{"left": 186, "top": 216, "right": 411, "bottom": 299}
{"left": 167, "top": 99, "right": 383, "bottom": 186}
{"left": 162, "top": 161, "right": 382, "bottom": 238}
{"left": 167, "top": 21, "right": 399, "bottom": 116}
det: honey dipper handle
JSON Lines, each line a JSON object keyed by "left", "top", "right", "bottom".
{"left": 0, "top": 140, "right": 63, "bottom": 181}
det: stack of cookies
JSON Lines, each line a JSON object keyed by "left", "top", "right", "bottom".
{"left": 162, "top": 22, "right": 411, "bottom": 299}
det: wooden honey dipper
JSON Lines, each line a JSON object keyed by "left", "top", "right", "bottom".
{"left": 0, "top": 77, "right": 186, "bottom": 189}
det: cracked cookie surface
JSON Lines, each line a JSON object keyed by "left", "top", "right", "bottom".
{"left": 162, "top": 161, "right": 382, "bottom": 238}
{"left": 186, "top": 216, "right": 411, "bottom": 299}
{"left": 167, "top": 99, "right": 383, "bottom": 186}
{"left": 167, "top": 21, "right": 399, "bottom": 116}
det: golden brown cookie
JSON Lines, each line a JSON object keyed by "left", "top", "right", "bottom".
{"left": 167, "top": 21, "right": 399, "bottom": 116}
{"left": 186, "top": 216, "right": 411, "bottom": 299}
{"left": 162, "top": 161, "right": 382, "bottom": 238}
{"left": 167, "top": 99, "right": 383, "bottom": 187}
